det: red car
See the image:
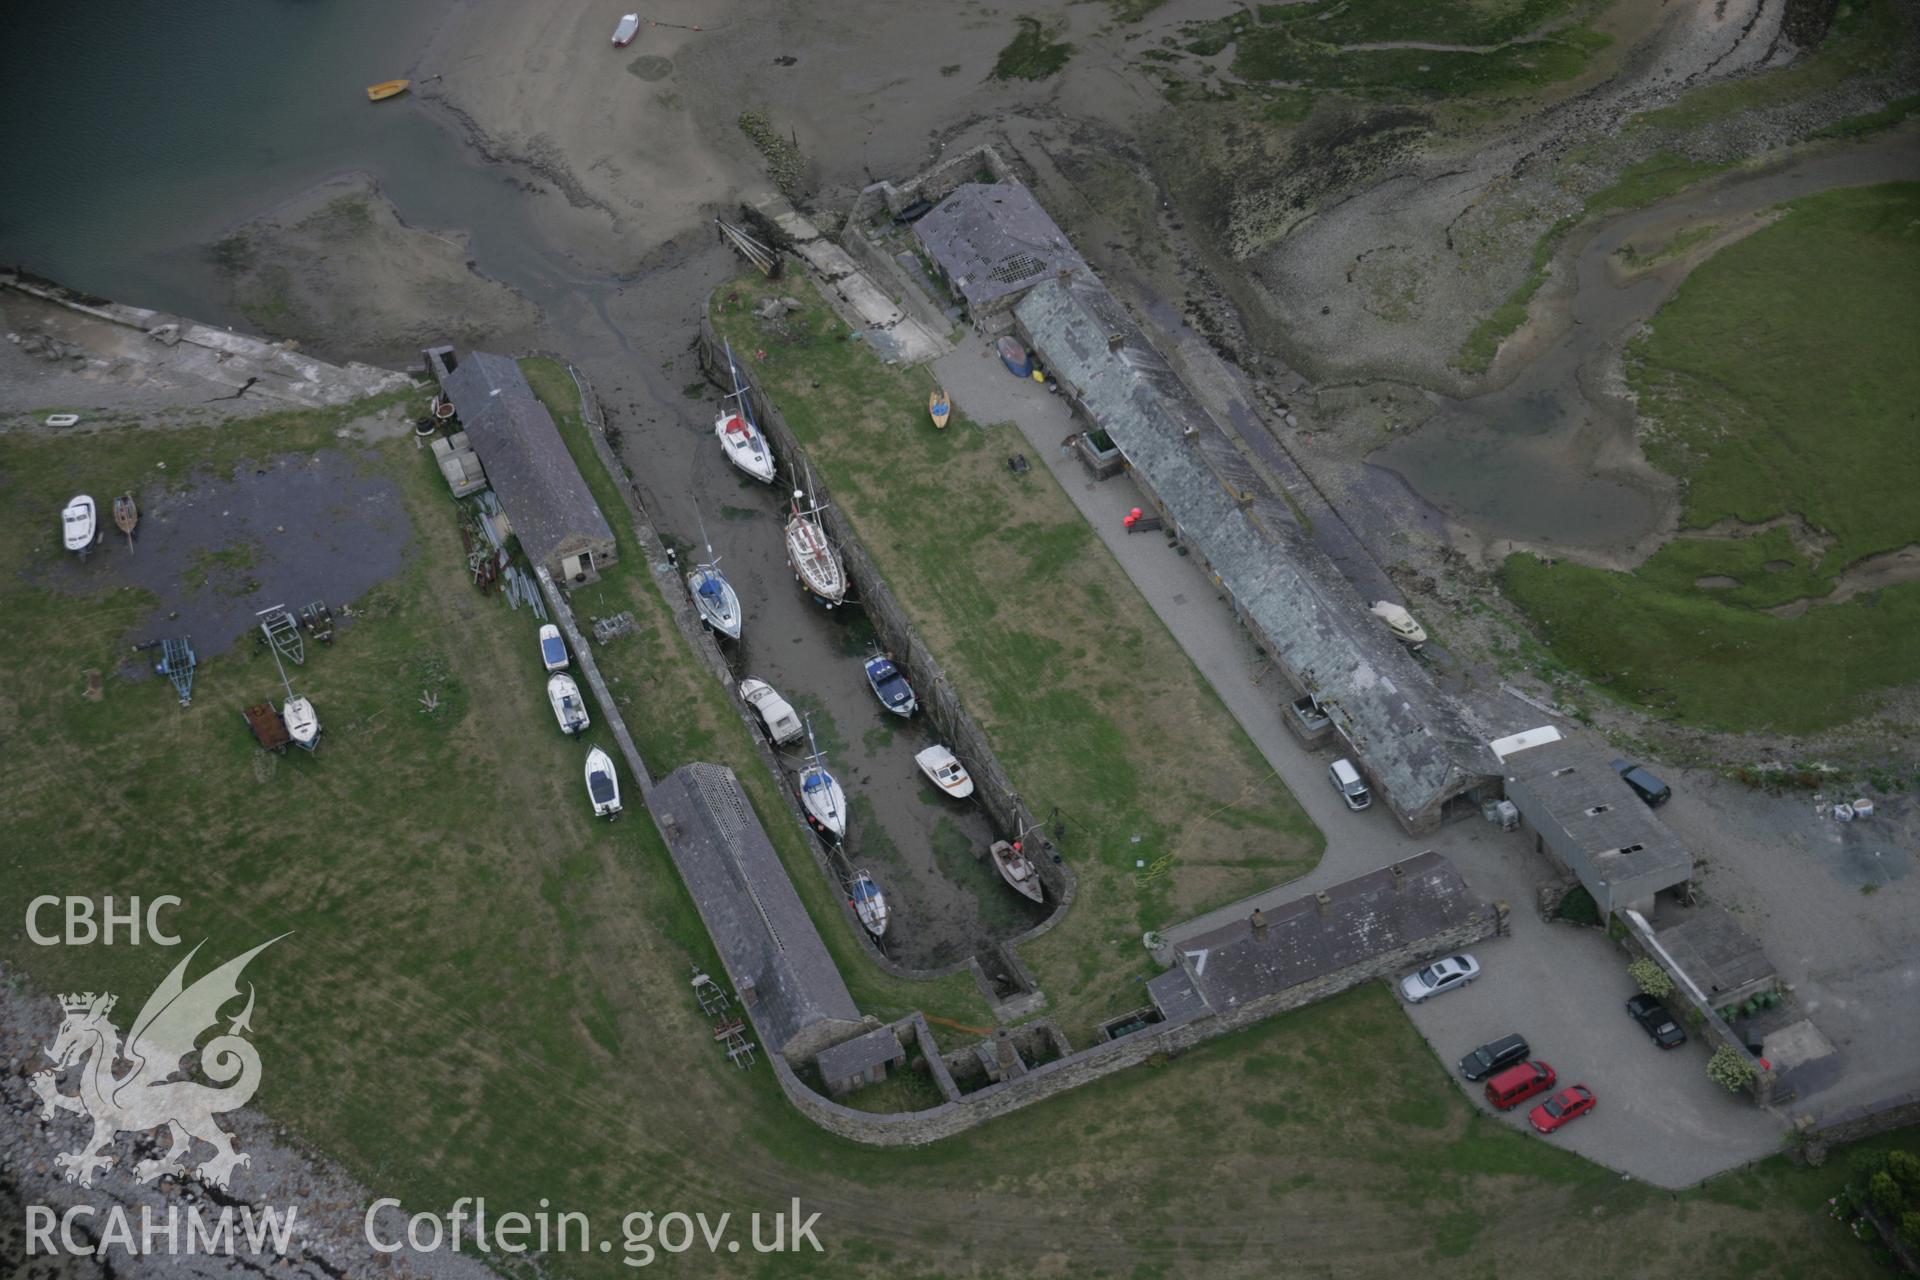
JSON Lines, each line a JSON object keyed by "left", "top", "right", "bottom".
{"left": 1528, "top": 1084, "right": 1596, "bottom": 1134}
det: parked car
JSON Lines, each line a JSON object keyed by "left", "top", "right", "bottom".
{"left": 1626, "top": 994, "right": 1688, "bottom": 1049}
{"left": 1611, "top": 758, "right": 1672, "bottom": 807}
{"left": 1328, "top": 758, "right": 1371, "bottom": 811}
{"left": 1399, "top": 954, "right": 1480, "bottom": 1003}
{"left": 1529, "top": 1085, "right": 1596, "bottom": 1134}
{"left": 1459, "top": 1033, "right": 1531, "bottom": 1082}
{"left": 1485, "top": 1061, "right": 1557, "bottom": 1111}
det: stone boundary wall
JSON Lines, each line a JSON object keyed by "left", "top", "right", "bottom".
{"left": 695, "top": 321, "right": 1080, "bottom": 945}
{"left": 771, "top": 906, "right": 1496, "bottom": 1145}
{"left": 1803, "top": 1090, "right": 1920, "bottom": 1149}
{"left": 842, "top": 143, "right": 1015, "bottom": 230}
{"left": 4, "top": 271, "right": 408, "bottom": 407}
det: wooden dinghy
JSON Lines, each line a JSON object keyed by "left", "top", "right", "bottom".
{"left": 366, "top": 80, "right": 410, "bottom": 102}
{"left": 113, "top": 491, "right": 137, "bottom": 550}
{"left": 929, "top": 387, "right": 950, "bottom": 429}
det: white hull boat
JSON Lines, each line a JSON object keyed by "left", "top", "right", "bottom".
{"left": 283, "top": 696, "right": 320, "bottom": 752}
{"left": 548, "top": 673, "right": 590, "bottom": 735}
{"left": 740, "top": 678, "right": 803, "bottom": 745}
{"left": 797, "top": 713, "right": 845, "bottom": 840}
{"left": 864, "top": 654, "right": 915, "bottom": 717}
{"left": 799, "top": 764, "right": 847, "bottom": 841}
{"left": 850, "top": 872, "right": 889, "bottom": 938}
{"left": 989, "top": 840, "right": 1045, "bottom": 904}
{"left": 62, "top": 495, "right": 96, "bottom": 552}
{"left": 539, "top": 623, "right": 569, "bottom": 671}
{"left": 785, "top": 497, "right": 846, "bottom": 606}
{"left": 586, "top": 747, "right": 622, "bottom": 819}
{"left": 611, "top": 13, "right": 640, "bottom": 46}
{"left": 714, "top": 339, "right": 776, "bottom": 483}
{"left": 914, "top": 745, "right": 974, "bottom": 799}
{"left": 689, "top": 563, "right": 743, "bottom": 639}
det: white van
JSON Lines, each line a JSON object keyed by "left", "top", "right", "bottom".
{"left": 1328, "top": 758, "right": 1371, "bottom": 811}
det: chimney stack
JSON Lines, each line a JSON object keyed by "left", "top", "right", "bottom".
{"left": 1391, "top": 863, "right": 1406, "bottom": 893}
{"left": 1314, "top": 891, "right": 1332, "bottom": 917}
{"left": 1250, "top": 908, "right": 1268, "bottom": 942}
{"left": 1107, "top": 332, "right": 1125, "bottom": 353}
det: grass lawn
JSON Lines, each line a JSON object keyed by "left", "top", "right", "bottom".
{"left": 1, "top": 397, "right": 1909, "bottom": 1277}
{"left": 711, "top": 276, "right": 1323, "bottom": 1040}
{"left": 1502, "top": 183, "right": 1920, "bottom": 732}
{"left": 1183, "top": 0, "right": 1609, "bottom": 101}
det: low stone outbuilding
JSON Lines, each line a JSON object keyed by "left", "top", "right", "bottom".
{"left": 424, "top": 347, "right": 616, "bottom": 585}
{"left": 648, "top": 763, "right": 866, "bottom": 1066}
{"left": 1014, "top": 277, "right": 1501, "bottom": 833}
{"left": 816, "top": 1026, "right": 906, "bottom": 1097}
{"left": 913, "top": 183, "right": 1086, "bottom": 328}
{"left": 1495, "top": 727, "right": 1692, "bottom": 917}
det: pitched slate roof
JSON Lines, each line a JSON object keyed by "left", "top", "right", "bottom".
{"left": 1015, "top": 277, "right": 1498, "bottom": 827}
{"left": 442, "top": 352, "right": 613, "bottom": 569}
{"left": 913, "top": 184, "right": 1087, "bottom": 309}
{"left": 1176, "top": 852, "right": 1483, "bottom": 1012}
{"left": 649, "top": 763, "right": 860, "bottom": 1059}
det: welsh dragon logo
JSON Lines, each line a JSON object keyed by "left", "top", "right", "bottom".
{"left": 31, "top": 936, "right": 286, "bottom": 1190}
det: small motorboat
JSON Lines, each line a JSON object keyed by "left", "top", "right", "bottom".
{"left": 689, "top": 562, "right": 742, "bottom": 639}
{"left": 61, "top": 495, "right": 96, "bottom": 552}
{"left": 283, "top": 695, "right": 320, "bottom": 752}
{"left": 989, "top": 840, "right": 1045, "bottom": 904}
{"left": 863, "top": 654, "right": 915, "bottom": 717}
{"left": 715, "top": 343, "right": 776, "bottom": 482}
{"left": 1370, "top": 600, "right": 1428, "bottom": 649}
{"left": 928, "top": 387, "right": 950, "bottom": 429}
{"left": 113, "top": 492, "right": 138, "bottom": 550}
{"left": 740, "top": 678, "right": 803, "bottom": 745}
{"left": 586, "top": 747, "right": 622, "bottom": 819}
{"left": 548, "top": 673, "right": 591, "bottom": 735}
{"left": 612, "top": 13, "right": 641, "bottom": 46}
{"left": 785, "top": 472, "right": 847, "bottom": 607}
{"left": 366, "top": 80, "right": 410, "bottom": 102}
{"left": 996, "top": 336, "right": 1032, "bottom": 378}
{"left": 538, "top": 622, "right": 569, "bottom": 671}
{"left": 850, "top": 872, "right": 889, "bottom": 938}
{"left": 914, "top": 745, "right": 974, "bottom": 799}
{"left": 797, "top": 715, "right": 846, "bottom": 841}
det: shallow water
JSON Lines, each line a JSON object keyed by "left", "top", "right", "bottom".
{"left": 1373, "top": 134, "right": 1920, "bottom": 553}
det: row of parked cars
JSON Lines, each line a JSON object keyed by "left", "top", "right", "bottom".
{"left": 1409, "top": 954, "right": 1693, "bottom": 1136}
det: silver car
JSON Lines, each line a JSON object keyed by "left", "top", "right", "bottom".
{"left": 1400, "top": 954, "right": 1481, "bottom": 1003}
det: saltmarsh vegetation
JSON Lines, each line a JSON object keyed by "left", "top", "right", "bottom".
{"left": 1503, "top": 183, "right": 1920, "bottom": 733}
{"left": 993, "top": 17, "right": 1075, "bottom": 82}
{"left": 1, "top": 390, "right": 1908, "bottom": 1277}
{"left": 710, "top": 277, "right": 1321, "bottom": 1039}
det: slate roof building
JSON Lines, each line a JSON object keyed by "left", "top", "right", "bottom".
{"left": 648, "top": 763, "right": 866, "bottom": 1065}
{"left": 1013, "top": 278, "right": 1501, "bottom": 833}
{"left": 913, "top": 183, "right": 1087, "bottom": 326}
{"left": 1155, "top": 852, "right": 1489, "bottom": 1020}
{"left": 424, "top": 347, "right": 616, "bottom": 585}
{"left": 1494, "top": 728, "right": 1692, "bottom": 917}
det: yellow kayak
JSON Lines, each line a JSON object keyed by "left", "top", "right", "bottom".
{"left": 366, "top": 80, "right": 410, "bottom": 102}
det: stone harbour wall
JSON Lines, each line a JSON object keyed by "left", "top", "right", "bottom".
{"left": 774, "top": 907, "right": 1497, "bottom": 1145}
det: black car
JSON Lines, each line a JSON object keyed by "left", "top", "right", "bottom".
{"left": 1611, "top": 758, "right": 1672, "bottom": 807}
{"left": 1458, "top": 1033, "right": 1531, "bottom": 1082}
{"left": 1626, "top": 994, "right": 1688, "bottom": 1049}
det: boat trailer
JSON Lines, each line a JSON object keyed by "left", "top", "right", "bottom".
{"left": 256, "top": 604, "right": 304, "bottom": 665}
{"left": 691, "top": 969, "right": 755, "bottom": 1068}
{"left": 155, "top": 637, "right": 196, "bottom": 706}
